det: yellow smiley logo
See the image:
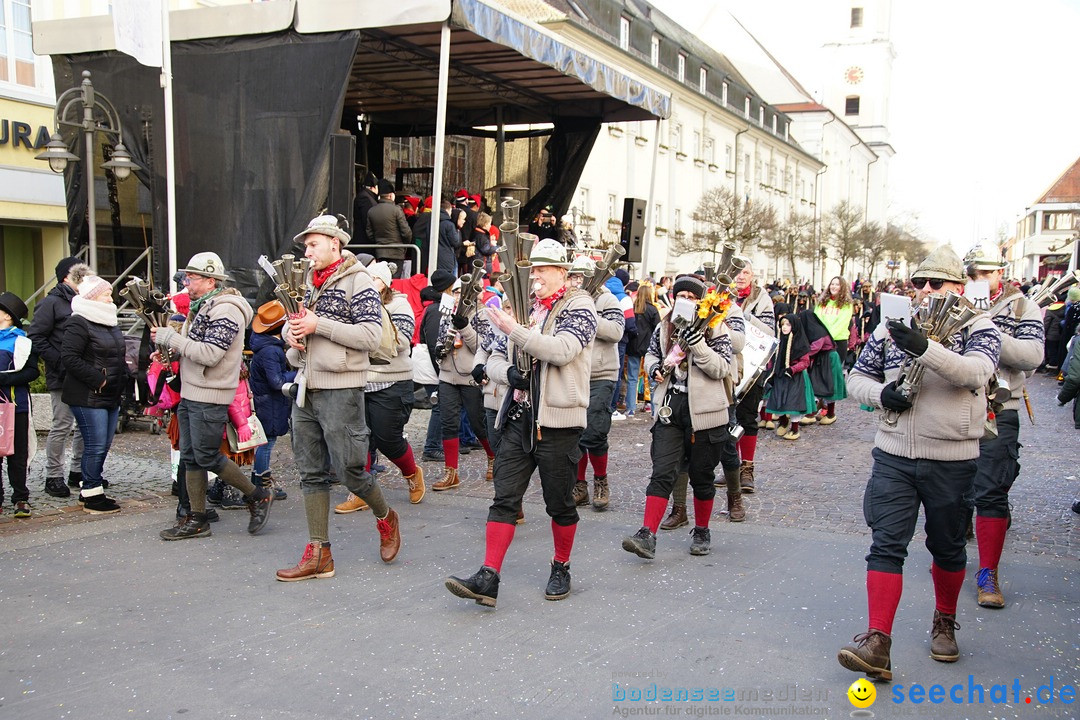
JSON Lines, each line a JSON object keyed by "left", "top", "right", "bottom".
{"left": 847, "top": 678, "right": 876, "bottom": 708}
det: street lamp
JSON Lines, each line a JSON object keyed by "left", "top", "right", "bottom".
{"left": 36, "top": 70, "right": 139, "bottom": 270}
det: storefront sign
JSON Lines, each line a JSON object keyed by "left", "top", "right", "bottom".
{"left": 0, "top": 119, "right": 52, "bottom": 151}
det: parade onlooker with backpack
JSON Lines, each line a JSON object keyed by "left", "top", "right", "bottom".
{"left": 28, "top": 257, "right": 89, "bottom": 498}
{"left": 62, "top": 276, "right": 128, "bottom": 514}
{"left": 0, "top": 292, "right": 39, "bottom": 517}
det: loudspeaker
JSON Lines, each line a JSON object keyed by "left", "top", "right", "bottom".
{"left": 620, "top": 197, "right": 646, "bottom": 263}
{"left": 327, "top": 132, "right": 356, "bottom": 223}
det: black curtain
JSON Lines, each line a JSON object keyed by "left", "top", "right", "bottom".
{"left": 521, "top": 118, "right": 601, "bottom": 226}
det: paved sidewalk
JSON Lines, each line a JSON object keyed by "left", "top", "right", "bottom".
{"left": 0, "top": 374, "right": 1076, "bottom": 718}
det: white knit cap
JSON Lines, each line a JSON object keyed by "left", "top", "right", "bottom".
{"left": 78, "top": 275, "right": 113, "bottom": 301}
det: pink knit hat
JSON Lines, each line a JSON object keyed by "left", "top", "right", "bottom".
{"left": 78, "top": 276, "right": 113, "bottom": 302}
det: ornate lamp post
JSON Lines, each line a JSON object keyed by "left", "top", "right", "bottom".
{"left": 36, "top": 70, "right": 139, "bottom": 270}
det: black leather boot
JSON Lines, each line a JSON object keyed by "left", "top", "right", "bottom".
{"left": 445, "top": 566, "right": 500, "bottom": 607}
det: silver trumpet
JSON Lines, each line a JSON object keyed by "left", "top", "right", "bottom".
{"left": 440, "top": 259, "right": 486, "bottom": 361}
{"left": 495, "top": 196, "right": 536, "bottom": 375}
{"left": 120, "top": 278, "right": 177, "bottom": 368}
{"left": 882, "top": 292, "right": 980, "bottom": 426}
{"left": 715, "top": 241, "right": 747, "bottom": 290}
{"left": 581, "top": 244, "right": 626, "bottom": 298}
{"left": 1028, "top": 269, "right": 1080, "bottom": 308}
{"left": 270, "top": 253, "right": 312, "bottom": 407}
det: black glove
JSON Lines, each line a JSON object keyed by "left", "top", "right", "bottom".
{"left": 471, "top": 364, "right": 487, "bottom": 385}
{"left": 648, "top": 363, "right": 661, "bottom": 380}
{"left": 888, "top": 318, "right": 928, "bottom": 357}
{"left": 281, "top": 383, "right": 299, "bottom": 401}
{"left": 682, "top": 327, "right": 704, "bottom": 347}
{"left": 506, "top": 366, "right": 531, "bottom": 390}
{"left": 435, "top": 344, "right": 449, "bottom": 361}
{"left": 451, "top": 314, "right": 469, "bottom": 330}
{"left": 880, "top": 380, "right": 913, "bottom": 413}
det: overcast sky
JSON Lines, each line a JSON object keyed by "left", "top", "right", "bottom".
{"left": 648, "top": 0, "right": 1080, "bottom": 252}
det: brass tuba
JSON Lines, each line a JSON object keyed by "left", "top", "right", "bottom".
{"left": 1028, "top": 269, "right": 1080, "bottom": 308}
{"left": 495, "top": 197, "right": 536, "bottom": 373}
{"left": 715, "top": 241, "right": 747, "bottom": 289}
{"left": 581, "top": 244, "right": 626, "bottom": 297}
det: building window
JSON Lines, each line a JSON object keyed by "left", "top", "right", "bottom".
{"left": 744, "top": 97, "right": 750, "bottom": 119}
{"left": 743, "top": 153, "right": 750, "bottom": 178}
{"left": 677, "top": 53, "right": 686, "bottom": 82}
{"left": 443, "top": 138, "right": 468, "bottom": 190}
{"left": 721, "top": 82, "right": 728, "bottom": 106}
{"left": 1043, "top": 211, "right": 1074, "bottom": 230}
{"left": 851, "top": 7, "right": 863, "bottom": 28}
{"left": 845, "top": 96, "right": 860, "bottom": 115}
{"left": 608, "top": 194, "right": 617, "bottom": 221}
{"left": 758, "top": 107, "right": 765, "bottom": 126}
{"left": 725, "top": 144, "right": 733, "bottom": 171}
{"left": 705, "top": 138, "right": 715, "bottom": 164}
{"left": 699, "top": 67, "right": 707, "bottom": 93}
{"left": 654, "top": 202, "right": 664, "bottom": 228}
{"left": 771, "top": 115, "right": 777, "bottom": 134}
{"left": 692, "top": 130, "right": 701, "bottom": 158}
{"left": 672, "top": 124, "right": 683, "bottom": 153}
{"left": 755, "top": 156, "right": 762, "bottom": 184}
{"left": 578, "top": 186, "right": 590, "bottom": 218}
{"left": 1, "top": 0, "right": 36, "bottom": 87}
{"left": 619, "top": 17, "right": 630, "bottom": 51}
{"left": 650, "top": 35, "right": 660, "bottom": 67}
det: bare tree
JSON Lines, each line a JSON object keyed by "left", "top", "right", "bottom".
{"left": 674, "top": 186, "right": 778, "bottom": 259}
{"left": 823, "top": 200, "right": 864, "bottom": 277}
{"left": 761, "top": 208, "right": 816, "bottom": 278}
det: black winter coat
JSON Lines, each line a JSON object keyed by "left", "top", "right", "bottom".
{"left": 248, "top": 332, "right": 296, "bottom": 438}
{"left": 627, "top": 304, "right": 660, "bottom": 358}
{"left": 61, "top": 315, "right": 129, "bottom": 409}
{"left": 27, "top": 282, "right": 77, "bottom": 390}
{"left": 366, "top": 200, "right": 412, "bottom": 261}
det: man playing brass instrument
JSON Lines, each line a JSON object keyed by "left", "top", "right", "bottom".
{"left": 838, "top": 245, "right": 1000, "bottom": 680}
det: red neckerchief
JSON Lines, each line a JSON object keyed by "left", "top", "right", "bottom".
{"left": 989, "top": 285, "right": 1004, "bottom": 304}
{"left": 312, "top": 258, "right": 344, "bottom": 288}
{"left": 737, "top": 284, "right": 752, "bottom": 300}
{"left": 537, "top": 285, "right": 567, "bottom": 312}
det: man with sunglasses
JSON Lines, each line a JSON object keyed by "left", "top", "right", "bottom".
{"left": 838, "top": 245, "right": 1000, "bottom": 681}
{"left": 963, "top": 245, "right": 1043, "bottom": 610}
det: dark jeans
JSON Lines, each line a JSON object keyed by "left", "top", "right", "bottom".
{"left": 439, "top": 381, "right": 487, "bottom": 442}
{"left": 579, "top": 379, "right": 615, "bottom": 454}
{"left": 71, "top": 405, "right": 119, "bottom": 491}
{"left": 971, "top": 409, "right": 1020, "bottom": 518}
{"left": 735, "top": 380, "right": 765, "bottom": 438}
{"left": 291, "top": 387, "right": 379, "bottom": 499}
{"left": 485, "top": 407, "right": 501, "bottom": 457}
{"left": 1, "top": 411, "right": 30, "bottom": 503}
{"left": 488, "top": 414, "right": 582, "bottom": 526}
{"left": 863, "top": 447, "right": 977, "bottom": 574}
{"left": 177, "top": 399, "right": 228, "bottom": 474}
{"left": 610, "top": 342, "right": 628, "bottom": 411}
{"left": 645, "top": 390, "right": 726, "bottom": 502}
{"left": 424, "top": 399, "right": 478, "bottom": 453}
{"left": 365, "top": 380, "right": 414, "bottom": 460}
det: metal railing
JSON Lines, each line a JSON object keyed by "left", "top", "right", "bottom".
{"left": 25, "top": 247, "right": 88, "bottom": 308}
{"left": 344, "top": 243, "right": 423, "bottom": 278}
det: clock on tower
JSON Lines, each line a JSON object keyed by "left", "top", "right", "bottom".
{"left": 845, "top": 66, "right": 864, "bottom": 84}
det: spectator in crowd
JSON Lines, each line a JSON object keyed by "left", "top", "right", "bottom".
{"left": 0, "top": 292, "right": 39, "bottom": 517}
{"left": 367, "top": 179, "right": 412, "bottom": 277}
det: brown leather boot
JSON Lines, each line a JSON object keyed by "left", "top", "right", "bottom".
{"left": 592, "top": 476, "right": 609, "bottom": 511}
{"left": 572, "top": 481, "right": 590, "bottom": 506}
{"left": 837, "top": 630, "right": 892, "bottom": 681}
{"left": 432, "top": 466, "right": 460, "bottom": 491}
{"left": 377, "top": 508, "right": 401, "bottom": 563}
{"left": 486, "top": 455, "right": 495, "bottom": 482}
{"left": 276, "top": 543, "right": 335, "bottom": 582}
{"left": 727, "top": 492, "right": 745, "bottom": 522}
{"left": 406, "top": 466, "right": 426, "bottom": 504}
{"left": 739, "top": 461, "right": 755, "bottom": 493}
{"left": 930, "top": 611, "right": 960, "bottom": 662}
{"left": 659, "top": 502, "right": 688, "bottom": 530}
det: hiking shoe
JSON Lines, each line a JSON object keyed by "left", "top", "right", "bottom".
{"left": 376, "top": 509, "right": 401, "bottom": 563}
{"left": 421, "top": 450, "right": 444, "bottom": 462}
{"left": 976, "top": 567, "right": 1004, "bottom": 608}
{"left": 220, "top": 486, "right": 247, "bottom": 510}
{"left": 432, "top": 466, "right": 460, "bottom": 491}
{"left": 406, "top": 467, "right": 426, "bottom": 504}
{"left": 160, "top": 513, "right": 211, "bottom": 540}
{"left": 246, "top": 486, "right": 274, "bottom": 535}
{"left": 592, "top": 476, "right": 609, "bottom": 511}
{"left": 572, "top": 481, "right": 590, "bottom": 507}
{"left": 545, "top": 560, "right": 571, "bottom": 600}
{"left": 930, "top": 611, "right": 960, "bottom": 662}
{"left": 276, "top": 543, "right": 334, "bottom": 581}
{"left": 838, "top": 630, "right": 892, "bottom": 681}
{"left": 44, "top": 477, "right": 71, "bottom": 498}
{"left": 445, "top": 566, "right": 500, "bottom": 607}
{"left": 335, "top": 493, "right": 369, "bottom": 513}
{"left": 659, "top": 503, "right": 688, "bottom": 530}
{"left": 622, "top": 527, "right": 656, "bottom": 559}
{"left": 689, "top": 526, "right": 711, "bottom": 555}
{"left": 206, "top": 479, "right": 225, "bottom": 506}
{"left": 14, "top": 501, "right": 32, "bottom": 518}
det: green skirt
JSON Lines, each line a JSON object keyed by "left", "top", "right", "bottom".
{"left": 824, "top": 350, "right": 847, "bottom": 402}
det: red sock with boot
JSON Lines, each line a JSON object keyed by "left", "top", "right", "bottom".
{"left": 931, "top": 563, "right": 965, "bottom": 615}
{"left": 483, "top": 521, "right": 517, "bottom": 573}
{"left": 737, "top": 434, "right": 757, "bottom": 462}
{"left": 976, "top": 515, "right": 1008, "bottom": 570}
{"left": 479, "top": 438, "right": 495, "bottom": 459}
{"left": 551, "top": 521, "right": 577, "bottom": 563}
{"left": 643, "top": 495, "right": 669, "bottom": 534}
{"left": 442, "top": 438, "right": 459, "bottom": 469}
{"left": 577, "top": 454, "right": 589, "bottom": 482}
{"left": 389, "top": 447, "right": 418, "bottom": 478}
{"left": 692, "top": 497, "right": 714, "bottom": 528}
{"left": 866, "top": 570, "right": 903, "bottom": 634}
{"left": 589, "top": 452, "right": 609, "bottom": 478}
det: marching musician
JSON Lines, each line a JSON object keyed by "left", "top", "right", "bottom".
{"left": 470, "top": 288, "right": 508, "bottom": 480}
{"left": 963, "top": 245, "right": 1044, "bottom": 609}
{"left": 430, "top": 275, "right": 497, "bottom": 492}
{"left": 568, "top": 254, "right": 624, "bottom": 511}
{"left": 838, "top": 245, "right": 1000, "bottom": 680}
{"left": 732, "top": 260, "right": 775, "bottom": 493}
{"left": 622, "top": 275, "right": 734, "bottom": 560}
{"left": 445, "top": 239, "right": 597, "bottom": 607}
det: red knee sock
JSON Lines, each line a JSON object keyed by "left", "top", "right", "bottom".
{"left": 789, "top": 422, "right": 800, "bottom": 433}
{"left": 365, "top": 452, "right": 373, "bottom": 473}
{"left": 589, "top": 452, "right": 609, "bottom": 478}
{"left": 975, "top": 515, "right": 1008, "bottom": 570}
{"left": 737, "top": 434, "right": 757, "bottom": 462}
{"left": 442, "top": 438, "right": 459, "bottom": 469}
{"left": 643, "top": 495, "right": 669, "bottom": 534}
{"left": 483, "top": 521, "right": 517, "bottom": 573}
{"left": 758, "top": 408, "right": 768, "bottom": 421}
{"left": 551, "top": 521, "right": 577, "bottom": 564}
{"left": 931, "top": 563, "right": 966, "bottom": 615}
{"left": 479, "top": 438, "right": 495, "bottom": 459}
{"left": 866, "top": 570, "right": 904, "bottom": 635}
{"left": 826, "top": 402, "right": 836, "bottom": 417}
{"left": 577, "top": 454, "right": 589, "bottom": 482}
{"left": 389, "top": 447, "right": 418, "bottom": 478}
{"left": 692, "top": 497, "right": 714, "bottom": 528}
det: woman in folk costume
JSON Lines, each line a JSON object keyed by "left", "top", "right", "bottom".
{"left": 795, "top": 309, "right": 843, "bottom": 426}
{"left": 764, "top": 310, "right": 815, "bottom": 441}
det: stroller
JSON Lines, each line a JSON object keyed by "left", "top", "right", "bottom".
{"left": 117, "top": 334, "right": 157, "bottom": 433}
